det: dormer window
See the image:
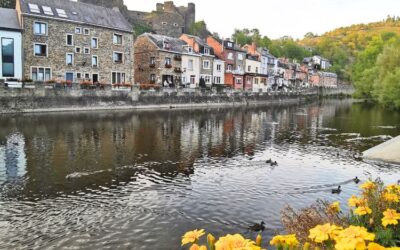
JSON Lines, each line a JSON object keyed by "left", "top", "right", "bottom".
{"left": 28, "top": 3, "right": 40, "bottom": 13}
{"left": 56, "top": 8, "right": 68, "bottom": 18}
{"left": 163, "top": 41, "right": 170, "bottom": 49}
{"left": 227, "top": 42, "right": 233, "bottom": 47}
{"left": 187, "top": 47, "right": 193, "bottom": 53}
{"left": 204, "top": 48, "right": 210, "bottom": 55}
{"left": 42, "top": 6, "right": 54, "bottom": 16}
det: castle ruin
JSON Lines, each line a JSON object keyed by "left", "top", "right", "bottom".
{"left": 78, "top": 0, "right": 195, "bottom": 38}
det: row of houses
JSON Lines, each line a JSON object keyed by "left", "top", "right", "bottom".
{"left": 0, "top": 0, "right": 338, "bottom": 91}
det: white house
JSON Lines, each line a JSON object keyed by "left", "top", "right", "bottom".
{"left": 212, "top": 58, "right": 225, "bottom": 85}
{"left": 181, "top": 45, "right": 201, "bottom": 88}
{"left": 0, "top": 8, "right": 22, "bottom": 80}
{"left": 244, "top": 55, "right": 263, "bottom": 92}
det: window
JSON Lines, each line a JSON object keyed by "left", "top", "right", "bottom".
{"left": 34, "top": 44, "right": 47, "bottom": 56}
{"left": 76, "top": 72, "right": 82, "bottom": 79}
{"left": 227, "top": 42, "right": 233, "bottom": 47}
{"left": 91, "top": 37, "right": 98, "bottom": 48}
{"left": 75, "top": 47, "right": 81, "bottom": 53}
{"left": 204, "top": 48, "right": 210, "bottom": 55}
{"left": 236, "top": 78, "right": 242, "bottom": 84}
{"left": 28, "top": 3, "right": 40, "bottom": 13}
{"left": 256, "top": 67, "right": 259, "bottom": 73}
{"left": 34, "top": 22, "right": 47, "bottom": 35}
{"left": 31, "top": 67, "right": 51, "bottom": 81}
{"left": 150, "top": 57, "right": 155, "bottom": 64}
{"left": 92, "top": 55, "right": 98, "bottom": 67}
{"left": 227, "top": 52, "right": 233, "bottom": 60}
{"left": 163, "top": 41, "right": 170, "bottom": 49}
{"left": 66, "top": 34, "right": 73, "bottom": 46}
{"left": 84, "top": 73, "right": 90, "bottom": 79}
{"left": 84, "top": 47, "right": 90, "bottom": 54}
{"left": 83, "top": 28, "right": 90, "bottom": 35}
{"left": 214, "top": 76, "right": 221, "bottom": 84}
{"left": 56, "top": 8, "right": 68, "bottom": 18}
{"left": 113, "top": 34, "right": 122, "bottom": 45}
{"left": 66, "top": 53, "right": 73, "bottom": 65}
{"left": 203, "top": 60, "right": 210, "bottom": 69}
{"left": 187, "top": 47, "right": 193, "bottom": 53}
{"left": 165, "top": 57, "right": 171, "bottom": 66}
{"left": 227, "top": 64, "right": 233, "bottom": 72}
{"left": 173, "top": 23, "right": 179, "bottom": 27}
{"left": 2, "top": 38, "right": 14, "bottom": 77}
{"left": 150, "top": 74, "right": 156, "bottom": 82}
{"left": 112, "top": 72, "right": 126, "bottom": 84}
{"left": 190, "top": 75, "right": 196, "bottom": 85}
{"left": 188, "top": 59, "right": 193, "bottom": 70}
{"left": 254, "top": 78, "right": 259, "bottom": 84}
{"left": 113, "top": 52, "right": 123, "bottom": 63}
{"left": 248, "top": 65, "right": 251, "bottom": 72}
{"left": 217, "top": 64, "right": 221, "bottom": 71}
{"left": 162, "top": 22, "right": 167, "bottom": 25}
{"left": 75, "top": 27, "right": 81, "bottom": 34}
{"left": 204, "top": 76, "right": 211, "bottom": 84}
{"left": 42, "top": 6, "right": 53, "bottom": 16}
{"left": 238, "top": 54, "right": 244, "bottom": 60}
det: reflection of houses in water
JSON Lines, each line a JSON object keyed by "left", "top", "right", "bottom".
{"left": 0, "top": 133, "right": 26, "bottom": 183}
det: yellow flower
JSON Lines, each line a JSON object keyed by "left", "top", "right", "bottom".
{"left": 255, "top": 234, "right": 262, "bottom": 247}
{"left": 190, "top": 244, "right": 208, "bottom": 250}
{"left": 215, "top": 234, "right": 261, "bottom": 250}
{"left": 354, "top": 206, "right": 372, "bottom": 216}
{"left": 360, "top": 181, "right": 377, "bottom": 191}
{"left": 328, "top": 201, "right": 341, "bottom": 213}
{"left": 368, "top": 242, "right": 386, "bottom": 250}
{"left": 270, "top": 234, "right": 299, "bottom": 248}
{"left": 335, "top": 226, "right": 375, "bottom": 250}
{"left": 348, "top": 195, "right": 365, "bottom": 208}
{"left": 182, "top": 229, "right": 205, "bottom": 246}
{"left": 308, "top": 223, "right": 343, "bottom": 243}
{"left": 208, "top": 233, "right": 216, "bottom": 249}
{"left": 383, "top": 192, "right": 399, "bottom": 203}
{"left": 382, "top": 209, "right": 400, "bottom": 227}
{"left": 385, "top": 184, "right": 400, "bottom": 193}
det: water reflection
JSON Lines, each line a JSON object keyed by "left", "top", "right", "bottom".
{"left": 0, "top": 100, "right": 399, "bottom": 249}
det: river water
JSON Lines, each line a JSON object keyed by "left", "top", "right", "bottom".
{"left": 0, "top": 100, "right": 399, "bottom": 250}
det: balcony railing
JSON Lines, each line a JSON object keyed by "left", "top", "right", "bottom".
{"left": 165, "top": 64, "right": 172, "bottom": 69}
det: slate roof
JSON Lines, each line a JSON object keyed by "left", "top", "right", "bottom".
{"left": 0, "top": 8, "right": 21, "bottom": 31}
{"left": 183, "top": 34, "right": 211, "bottom": 49}
{"left": 19, "top": 0, "right": 132, "bottom": 32}
{"left": 144, "top": 33, "right": 188, "bottom": 54}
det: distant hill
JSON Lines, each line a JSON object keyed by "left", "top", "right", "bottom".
{"left": 300, "top": 17, "right": 400, "bottom": 54}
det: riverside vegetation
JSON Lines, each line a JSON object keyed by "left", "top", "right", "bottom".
{"left": 181, "top": 180, "right": 400, "bottom": 250}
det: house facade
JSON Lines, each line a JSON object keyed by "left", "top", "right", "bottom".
{"left": 134, "top": 33, "right": 185, "bottom": 87}
{"left": 244, "top": 55, "right": 261, "bottom": 91}
{"left": 207, "top": 36, "right": 244, "bottom": 90}
{"left": 310, "top": 72, "right": 338, "bottom": 87}
{"left": 17, "top": 0, "right": 133, "bottom": 85}
{"left": 212, "top": 58, "right": 224, "bottom": 85}
{"left": 181, "top": 45, "right": 201, "bottom": 88}
{"left": 180, "top": 34, "right": 214, "bottom": 86}
{"left": 0, "top": 8, "right": 22, "bottom": 80}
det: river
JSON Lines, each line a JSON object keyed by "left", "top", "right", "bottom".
{"left": 0, "top": 100, "right": 399, "bottom": 249}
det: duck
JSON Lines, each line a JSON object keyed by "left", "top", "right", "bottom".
{"left": 353, "top": 177, "right": 360, "bottom": 184}
{"left": 266, "top": 159, "right": 272, "bottom": 164}
{"left": 353, "top": 153, "right": 363, "bottom": 161}
{"left": 332, "top": 186, "right": 341, "bottom": 194}
{"left": 270, "top": 161, "right": 278, "bottom": 166}
{"left": 248, "top": 221, "right": 265, "bottom": 232}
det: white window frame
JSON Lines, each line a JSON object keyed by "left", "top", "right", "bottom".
{"left": 111, "top": 72, "right": 126, "bottom": 84}
{"left": 204, "top": 48, "right": 210, "bottom": 55}
{"left": 92, "top": 55, "right": 98, "bottom": 68}
{"left": 217, "top": 64, "right": 222, "bottom": 71}
{"left": 75, "top": 27, "right": 82, "bottom": 34}
{"left": 203, "top": 60, "right": 210, "bottom": 69}
{"left": 238, "top": 54, "right": 244, "bottom": 60}
{"left": 84, "top": 47, "right": 90, "bottom": 54}
{"left": 28, "top": 3, "right": 40, "bottom": 13}
{"left": 76, "top": 72, "right": 82, "bottom": 79}
{"left": 83, "top": 28, "right": 90, "bottom": 35}
{"left": 56, "top": 8, "right": 68, "bottom": 18}
{"left": 113, "top": 51, "right": 124, "bottom": 64}
{"left": 33, "top": 21, "right": 48, "bottom": 36}
{"left": 30, "top": 66, "right": 52, "bottom": 81}
{"left": 84, "top": 73, "right": 91, "bottom": 79}
{"left": 188, "top": 59, "right": 193, "bottom": 70}
{"left": 42, "top": 6, "right": 54, "bottom": 16}
{"left": 66, "top": 34, "right": 74, "bottom": 46}
{"left": 113, "top": 33, "right": 123, "bottom": 45}
{"left": 227, "top": 64, "right": 233, "bottom": 72}
{"left": 66, "top": 53, "right": 74, "bottom": 66}
{"left": 75, "top": 46, "right": 81, "bottom": 53}
{"left": 33, "top": 43, "right": 48, "bottom": 57}
{"left": 91, "top": 37, "right": 98, "bottom": 49}
{"left": 227, "top": 52, "right": 233, "bottom": 60}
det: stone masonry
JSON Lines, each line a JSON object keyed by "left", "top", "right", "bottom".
{"left": 22, "top": 16, "right": 133, "bottom": 84}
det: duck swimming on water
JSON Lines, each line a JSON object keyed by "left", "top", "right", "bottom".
{"left": 353, "top": 177, "right": 360, "bottom": 184}
{"left": 332, "top": 186, "right": 341, "bottom": 194}
{"left": 248, "top": 221, "right": 265, "bottom": 232}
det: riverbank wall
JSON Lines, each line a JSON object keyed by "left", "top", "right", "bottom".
{"left": 0, "top": 84, "right": 354, "bottom": 114}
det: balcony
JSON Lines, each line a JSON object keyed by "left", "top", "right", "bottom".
{"left": 233, "top": 69, "right": 244, "bottom": 75}
{"left": 165, "top": 64, "right": 172, "bottom": 69}
{"left": 174, "top": 67, "right": 183, "bottom": 73}
{"left": 174, "top": 55, "right": 182, "bottom": 61}
{"left": 149, "top": 63, "right": 156, "bottom": 68}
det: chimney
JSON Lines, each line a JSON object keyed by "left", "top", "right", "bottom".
{"left": 250, "top": 42, "right": 257, "bottom": 55}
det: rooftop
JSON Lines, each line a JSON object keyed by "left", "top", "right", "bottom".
{"left": 19, "top": 0, "right": 132, "bottom": 32}
{"left": 0, "top": 8, "right": 21, "bottom": 31}
{"left": 144, "top": 33, "right": 188, "bottom": 54}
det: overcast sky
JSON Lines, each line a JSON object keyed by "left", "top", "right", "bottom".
{"left": 125, "top": 0, "right": 399, "bottom": 39}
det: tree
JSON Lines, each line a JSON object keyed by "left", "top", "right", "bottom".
{"left": 188, "top": 21, "right": 210, "bottom": 38}
{"left": 0, "top": 0, "right": 15, "bottom": 8}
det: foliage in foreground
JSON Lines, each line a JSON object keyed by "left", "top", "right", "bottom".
{"left": 182, "top": 180, "right": 400, "bottom": 250}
